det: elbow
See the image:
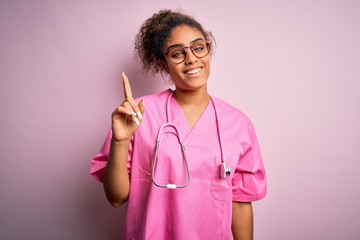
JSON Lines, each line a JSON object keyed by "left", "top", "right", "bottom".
{"left": 109, "top": 201, "right": 122, "bottom": 208}
{"left": 105, "top": 189, "right": 129, "bottom": 207}
{"left": 102, "top": 179, "right": 129, "bottom": 207}
{"left": 108, "top": 197, "right": 127, "bottom": 208}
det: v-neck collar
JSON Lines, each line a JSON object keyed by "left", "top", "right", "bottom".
{"left": 169, "top": 93, "right": 215, "bottom": 147}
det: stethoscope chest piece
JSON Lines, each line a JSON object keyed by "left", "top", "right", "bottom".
{"left": 220, "top": 163, "right": 231, "bottom": 179}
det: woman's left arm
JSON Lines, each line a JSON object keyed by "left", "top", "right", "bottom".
{"left": 232, "top": 201, "right": 253, "bottom": 240}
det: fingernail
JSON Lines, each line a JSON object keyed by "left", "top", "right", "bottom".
{"left": 133, "top": 117, "right": 140, "bottom": 126}
{"left": 129, "top": 111, "right": 136, "bottom": 116}
{"left": 136, "top": 111, "right": 143, "bottom": 120}
{"left": 142, "top": 98, "right": 145, "bottom": 106}
{"left": 122, "top": 72, "right": 126, "bottom": 77}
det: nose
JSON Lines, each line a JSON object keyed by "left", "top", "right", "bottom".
{"left": 184, "top": 48, "right": 198, "bottom": 64}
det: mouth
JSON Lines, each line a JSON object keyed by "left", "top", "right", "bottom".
{"left": 184, "top": 67, "right": 201, "bottom": 75}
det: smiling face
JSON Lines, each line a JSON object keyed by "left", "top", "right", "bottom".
{"left": 163, "top": 25, "right": 211, "bottom": 92}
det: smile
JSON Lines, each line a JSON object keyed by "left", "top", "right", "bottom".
{"left": 184, "top": 67, "right": 201, "bottom": 75}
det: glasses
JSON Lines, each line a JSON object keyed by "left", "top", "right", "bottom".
{"left": 164, "top": 40, "right": 211, "bottom": 64}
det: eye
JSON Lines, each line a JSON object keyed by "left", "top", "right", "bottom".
{"left": 169, "top": 49, "right": 185, "bottom": 59}
{"left": 193, "top": 43, "right": 206, "bottom": 53}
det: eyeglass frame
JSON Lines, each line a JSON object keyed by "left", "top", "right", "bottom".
{"left": 164, "top": 40, "right": 211, "bottom": 64}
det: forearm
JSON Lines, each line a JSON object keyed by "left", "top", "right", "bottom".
{"left": 103, "top": 139, "right": 131, "bottom": 207}
{"left": 232, "top": 202, "right": 253, "bottom": 240}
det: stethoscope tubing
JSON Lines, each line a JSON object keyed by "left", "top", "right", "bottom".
{"left": 152, "top": 123, "right": 190, "bottom": 189}
{"left": 151, "top": 90, "right": 228, "bottom": 189}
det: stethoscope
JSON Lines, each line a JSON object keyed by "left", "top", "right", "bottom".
{"left": 152, "top": 90, "right": 231, "bottom": 189}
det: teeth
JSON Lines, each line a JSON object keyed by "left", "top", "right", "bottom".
{"left": 186, "top": 68, "right": 201, "bottom": 75}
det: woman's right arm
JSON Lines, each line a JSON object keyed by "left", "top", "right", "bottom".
{"left": 103, "top": 72, "right": 144, "bottom": 207}
{"left": 103, "top": 139, "right": 131, "bottom": 207}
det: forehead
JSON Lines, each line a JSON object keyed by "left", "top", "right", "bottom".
{"left": 165, "top": 25, "right": 205, "bottom": 47}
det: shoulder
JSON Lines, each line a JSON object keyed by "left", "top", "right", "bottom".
{"left": 134, "top": 89, "right": 172, "bottom": 111}
{"left": 211, "top": 95, "right": 252, "bottom": 126}
{"left": 134, "top": 89, "right": 172, "bottom": 122}
{"left": 135, "top": 89, "right": 172, "bottom": 103}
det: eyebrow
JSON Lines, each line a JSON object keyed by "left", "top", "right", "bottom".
{"left": 166, "top": 38, "right": 204, "bottom": 51}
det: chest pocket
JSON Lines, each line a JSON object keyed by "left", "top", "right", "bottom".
{"left": 210, "top": 156, "right": 233, "bottom": 201}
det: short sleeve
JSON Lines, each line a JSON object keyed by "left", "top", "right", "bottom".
{"left": 232, "top": 121, "right": 267, "bottom": 202}
{"left": 90, "top": 130, "right": 133, "bottom": 182}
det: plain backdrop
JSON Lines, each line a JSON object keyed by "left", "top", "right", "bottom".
{"left": 1, "top": 0, "right": 360, "bottom": 239}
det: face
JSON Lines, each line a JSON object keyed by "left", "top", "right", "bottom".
{"left": 163, "top": 25, "right": 211, "bottom": 92}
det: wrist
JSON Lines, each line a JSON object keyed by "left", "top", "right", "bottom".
{"left": 111, "top": 137, "right": 131, "bottom": 146}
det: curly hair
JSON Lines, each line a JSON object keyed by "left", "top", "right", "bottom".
{"left": 135, "top": 9, "right": 213, "bottom": 74}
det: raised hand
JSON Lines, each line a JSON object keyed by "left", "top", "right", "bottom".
{"left": 111, "top": 72, "right": 144, "bottom": 142}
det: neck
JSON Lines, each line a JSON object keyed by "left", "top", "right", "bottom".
{"left": 173, "top": 87, "right": 210, "bottom": 107}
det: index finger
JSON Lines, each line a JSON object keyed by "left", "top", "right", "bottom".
{"left": 122, "top": 72, "right": 133, "bottom": 99}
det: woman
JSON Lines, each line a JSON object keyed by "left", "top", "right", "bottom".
{"left": 91, "top": 9, "right": 266, "bottom": 240}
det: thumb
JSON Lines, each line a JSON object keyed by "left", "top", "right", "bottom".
{"left": 138, "top": 98, "right": 145, "bottom": 116}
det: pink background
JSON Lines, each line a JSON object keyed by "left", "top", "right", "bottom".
{"left": 1, "top": 0, "right": 360, "bottom": 239}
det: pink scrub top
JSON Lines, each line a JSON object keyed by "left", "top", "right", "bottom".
{"left": 90, "top": 89, "right": 266, "bottom": 240}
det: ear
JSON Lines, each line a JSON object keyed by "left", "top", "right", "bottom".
{"left": 159, "top": 60, "right": 169, "bottom": 73}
